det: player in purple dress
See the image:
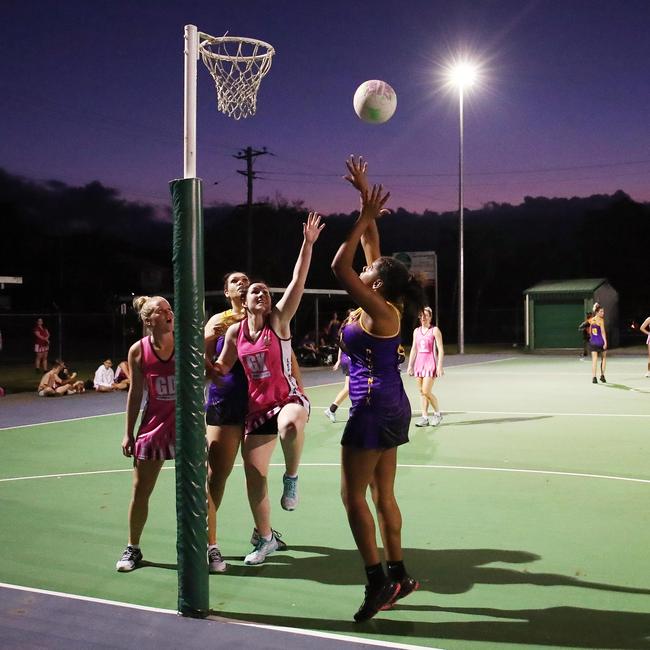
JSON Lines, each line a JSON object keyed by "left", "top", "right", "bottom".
{"left": 323, "top": 324, "right": 352, "bottom": 423}
{"left": 332, "top": 156, "right": 426, "bottom": 622}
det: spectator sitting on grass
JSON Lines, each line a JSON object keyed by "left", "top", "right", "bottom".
{"left": 38, "top": 362, "right": 75, "bottom": 397}
{"left": 112, "top": 360, "right": 130, "bottom": 391}
{"left": 94, "top": 358, "right": 116, "bottom": 392}
{"left": 56, "top": 359, "right": 85, "bottom": 393}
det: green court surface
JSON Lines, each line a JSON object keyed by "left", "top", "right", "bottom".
{"left": 2, "top": 355, "right": 650, "bottom": 649}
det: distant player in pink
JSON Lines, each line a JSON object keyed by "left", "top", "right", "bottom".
{"left": 116, "top": 295, "right": 175, "bottom": 572}
{"left": 407, "top": 306, "right": 444, "bottom": 427}
{"left": 214, "top": 212, "right": 324, "bottom": 565}
{"left": 640, "top": 315, "right": 650, "bottom": 377}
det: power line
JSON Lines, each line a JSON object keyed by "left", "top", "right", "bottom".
{"left": 233, "top": 146, "right": 273, "bottom": 273}
{"left": 255, "top": 158, "right": 650, "bottom": 179}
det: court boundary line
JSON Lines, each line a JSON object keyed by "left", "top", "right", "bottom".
{"left": 3, "top": 403, "right": 650, "bottom": 436}
{"left": 0, "top": 582, "right": 443, "bottom": 650}
{"left": 310, "top": 406, "right": 650, "bottom": 419}
{"left": 2, "top": 462, "right": 650, "bottom": 485}
{"left": 0, "top": 411, "right": 124, "bottom": 432}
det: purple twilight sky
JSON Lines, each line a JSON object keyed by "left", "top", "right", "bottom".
{"left": 2, "top": 0, "right": 649, "bottom": 215}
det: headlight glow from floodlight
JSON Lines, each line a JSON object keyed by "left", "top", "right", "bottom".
{"left": 449, "top": 62, "right": 477, "bottom": 89}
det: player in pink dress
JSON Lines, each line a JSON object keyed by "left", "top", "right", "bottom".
{"left": 116, "top": 295, "right": 175, "bottom": 572}
{"left": 407, "top": 306, "right": 444, "bottom": 426}
{"left": 213, "top": 213, "right": 324, "bottom": 565}
{"left": 639, "top": 315, "right": 650, "bottom": 377}
{"left": 33, "top": 318, "right": 50, "bottom": 372}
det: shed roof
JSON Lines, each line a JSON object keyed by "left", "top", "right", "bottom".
{"left": 523, "top": 278, "right": 607, "bottom": 295}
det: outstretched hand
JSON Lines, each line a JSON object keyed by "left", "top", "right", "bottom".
{"left": 303, "top": 212, "right": 325, "bottom": 244}
{"left": 344, "top": 155, "right": 369, "bottom": 193}
{"left": 360, "top": 184, "right": 391, "bottom": 220}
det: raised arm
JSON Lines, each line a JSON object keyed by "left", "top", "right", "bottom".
{"left": 274, "top": 212, "right": 325, "bottom": 333}
{"left": 345, "top": 155, "right": 381, "bottom": 265}
{"left": 332, "top": 184, "right": 395, "bottom": 333}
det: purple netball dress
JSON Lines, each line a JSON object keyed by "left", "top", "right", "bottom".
{"left": 205, "top": 335, "right": 248, "bottom": 426}
{"left": 340, "top": 308, "right": 411, "bottom": 449}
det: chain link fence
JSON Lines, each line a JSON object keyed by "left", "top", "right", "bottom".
{"left": 0, "top": 312, "right": 141, "bottom": 364}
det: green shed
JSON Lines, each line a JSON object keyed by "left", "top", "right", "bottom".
{"left": 524, "top": 279, "right": 619, "bottom": 350}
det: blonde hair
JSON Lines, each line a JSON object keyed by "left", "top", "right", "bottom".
{"left": 133, "top": 295, "right": 165, "bottom": 325}
{"left": 593, "top": 302, "right": 602, "bottom": 313}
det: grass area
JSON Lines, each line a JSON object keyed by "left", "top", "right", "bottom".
{"left": 0, "top": 360, "right": 99, "bottom": 394}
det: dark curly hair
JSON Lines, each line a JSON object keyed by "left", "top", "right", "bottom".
{"left": 374, "top": 256, "right": 426, "bottom": 325}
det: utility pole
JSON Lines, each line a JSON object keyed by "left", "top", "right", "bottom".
{"left": 234, "top": 146, "right": 271, "bottom": 274}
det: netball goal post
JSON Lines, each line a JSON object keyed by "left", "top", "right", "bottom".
{"left": 170, "top": 25, "right": 274, "bottom": 618}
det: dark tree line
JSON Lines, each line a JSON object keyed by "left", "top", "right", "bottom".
{"left": 2, "top": 167, "right": 648, "bottom": 343}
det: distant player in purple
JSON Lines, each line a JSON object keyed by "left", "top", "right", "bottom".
{"left": 116, "top": 295, "right": 175, "bottom": 572}
{"left": 323, "top": 310, "right": 354, "bottom": 423}
{"left": 580, "top": 302, "right": 608, "bottom": 384}
{"left": 332, "top": 156, "right": 426, "bottom": 622}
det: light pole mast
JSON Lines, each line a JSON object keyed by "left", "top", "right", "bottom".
{"left": 458, "top": 86, "right": 465, "bottom": 354}
{"left": 446, "top": 58, "right": 478, "bottom": 354}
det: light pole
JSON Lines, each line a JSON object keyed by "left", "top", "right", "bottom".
{"left": 447, "top": 62, "right": 477, "bottom": 354}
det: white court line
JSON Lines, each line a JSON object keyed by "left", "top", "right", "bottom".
{"left": 0, "top": 582, "right": 443, "bottom": 650}
{"left": 0, "top": 358, "right": 517, "bottom": 433}
{"left": 3, "top": 462, "right": 650, "bottom": 486}
{"left": 442, "top": 409, "right": 650, "bottom": 419}
{"left": 306, "top": 357, "right": 519, "bottom": 389}
{"left": 312, "top": 406, "right": 650, "bottom": 419}
{"left": 0, "top": 411, "right": 123, "bottom": 432}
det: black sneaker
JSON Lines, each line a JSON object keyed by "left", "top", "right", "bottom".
{"left": 353, "top": 579, "right": 401, "bottom": 623}
{"left": 116, "top": 545, "right": 143, "bottom": 572}
{"left": 600, "top": 375, "right": 606, "bottom": 383}
{"left": 381, "top": 576, "right": 420, "bottom": 610}
{"left": 592, "top": 377, "right": 598, "bottom": 384}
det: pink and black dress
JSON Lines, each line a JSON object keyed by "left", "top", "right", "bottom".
{"left": 412, "top": 326, "right": 438, "bottom": 378}
{"left": 340, "top": 307, "right": 410, "bottom": 449}
{"left": 237, "top": 317, "right": 309, "bottom": 434}
{"left": 135, "top": 336, "right": 176, "bottom": 461}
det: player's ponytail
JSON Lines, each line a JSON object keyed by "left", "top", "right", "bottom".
{"left": 133, "top": 295, "right": 164, "bottom": 326}
{"left": 375, "top": 257, "right": 426, "bottom": 326}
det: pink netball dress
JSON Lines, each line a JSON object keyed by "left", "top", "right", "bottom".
{"left": 134, "top": 336, "right": 176, "bottom": 460}
{"left": 237, "top": 318, "right": 309, "bottom": 434}
{"left": 412, "top": 326, "right": 438, "bottom": 378}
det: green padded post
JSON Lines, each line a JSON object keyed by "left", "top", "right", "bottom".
{"left": 170, "top": 177, "right": 208, "bottom": 618}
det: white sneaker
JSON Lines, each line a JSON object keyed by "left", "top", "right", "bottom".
{"left": 429, "top": 413, "right": 443, "bottom": 426}
{"left": 323, "top": 408, "right": 336, "bottom": 423}
{"left": 281, "top": 474, "right": 299, "bottom": 511}
{"left": 208, "top": 546, "right": 227, "bottom": 573}
{"left": 245, "top": 534, "right": 280, "bottom": 565}
{"left": 414, "top": 416, "right": 429, "bottom": 427}
{"left": 116, "top": 545, "right": 142, "bottom": 572}
{"left": 250, "top": 527, "right": 288, "bottom": 549}
{"left": 645, "top": 372, "right": 650, "bottom": 378}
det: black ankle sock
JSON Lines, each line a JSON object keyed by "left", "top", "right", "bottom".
{"left": 386, "top": 560, "right": 406, "bottom": 581}
{"left": 365, "top": 563, "right": 385, "bottom": 588}
{"left": 330, "top": 403, "right": 338, "bottom": 413}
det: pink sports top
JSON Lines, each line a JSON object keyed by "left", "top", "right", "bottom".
{"left": 136, "top": 335, "right": 175, "bottom": 458}
{"left": 237, "top": 317, "right": 308, "bottom": 433}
